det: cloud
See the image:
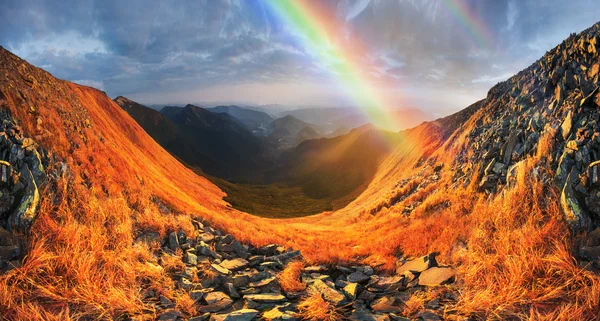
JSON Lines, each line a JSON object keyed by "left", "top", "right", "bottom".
{"left": 0, "top": 0, "right": 599, "bottom": 112}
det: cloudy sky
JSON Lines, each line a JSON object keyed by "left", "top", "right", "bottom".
{"left": 1, "top": 0, "right": 599, "bottom": 117}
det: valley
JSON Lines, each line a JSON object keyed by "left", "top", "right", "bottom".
{"left": 0, "top": 2, "right": 600, "bottom": 321}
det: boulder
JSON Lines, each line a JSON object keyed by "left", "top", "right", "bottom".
{"left": 347, "top": 271, "right": 370, "bottom": 283}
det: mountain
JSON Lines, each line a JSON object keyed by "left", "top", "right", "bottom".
{"left": 113, "top": 96, "right": 184, "bottom": 147}
{"left": 280, "top": 106, "right": 433, "bottom": 133}
{"left": 207, "top": 105, "right": 273, "bottom": 135}
{"left": 3, "top": 21, "right": 600, "bottom": 321}
{"left": 267, "top": 115, "right": 321, "bottom": 148}
{"left": 114, "top": 101, "right": 274, "bottom": 181}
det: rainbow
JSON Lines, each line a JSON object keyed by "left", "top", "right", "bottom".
{"left": 441, "top": 0, "right": 495, "bottom": 50}
{"left": 263, "top": 0, "right": 494, "bottom": 131}
{"left": 264, "top": 0, "right": 402, "bottom": 131}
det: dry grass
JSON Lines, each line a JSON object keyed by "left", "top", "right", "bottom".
{"left": 297, "top": 290, "right": 343, "bottom": 321}
{"left": 277, "top": 260, "right": 306, "bottom": 292}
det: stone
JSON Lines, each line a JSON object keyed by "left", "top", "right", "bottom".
{"left": 225, "top": 282, "right": 240, "bottom": 299}
{"left": 561, "top": 110, "right": 573, "bottom": 140}
{"left": 343, "top": 282, "right": 359, "bottom": 300}
{"left": 416, "top": 311, "right": 442, "bottom": 321}
{"left": 311, "top": 279, "right": 345, "bottom": 306}
{"left": 561, "top": 169, "right": 591, "bottom": 230}
{"left": 168, "top": 231, "right": 179, "bottom": 250}
{"left": 211, "top": 263, "right": 231, "bottom": 275}
{"left": 396, "top": 253, "right": 437, "bottom": 275}
{"left": 199, "top": 292, "right": 233, "bottom": 313}
{"left": 263, "top": 306, "right": 297, "bottom": 320}
{"left": 211, "top": 309, "right": 259, "bottom": 321}
{"left": 371, "top": 296, "right": 401, "bottom": 313}
{"left": 199, "top": 232, "right": 215, "bottom": 243}
{"left": 231, "top": 274, "right": 250, "bottom": 288}
{"left": 219, "top": 258, "right": 249, "bottom": 271}
{"left": 249, "top": 276, "right": 276, "bottom": 287}
{"left": 243, "top": 293, "right": 287, "bottom": 303}
{"left": 190, "top": 314, "right": 211, "bottom": 321}
{"left": 418, "top": 267, "right": 456, "bottom": 286}
{"left": 9, "top": 165, "right": 39, "bottom": 231}
{"left": 190, "top": 290, "right": 204, "bottom": 301}
{"left": 157, "top": 310, "right": 182, "bottom": 321}
{"left": 185, "top": 252, "right": 198, "bottom": 266}
{"left": 347, "top": 271, "right": 370, "bottom": 283}
{"left": 0, "top": 245, "right": 19, "bottom": 260}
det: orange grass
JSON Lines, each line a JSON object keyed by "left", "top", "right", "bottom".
{"left": 297, "top": 289, "right": 343, "bottom": 321}
{"left": 277, "top": 260, "right": 307, "bottom": 292}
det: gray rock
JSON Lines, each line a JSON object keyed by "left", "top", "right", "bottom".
{"left": 9, "top": 165, "right": 39, "bottom": 231}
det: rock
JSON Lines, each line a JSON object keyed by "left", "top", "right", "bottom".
{"left": 266, "top": 250, "right": 301, "bottom": 263}
{"left": 211, "top": 263, "right": 231, "bottom": 275}
{"left": 0, "top": 245, "right": 19, "bottom": 260}
{"left": 370, "top": 296, "right": 402, "bottom": 313}
{"left": 561, "top": 110, "right": 573, "bottom": 140}
{"left": 157, "top": 310, "right": 182, "bottom": 321}
{"left": 343, "top": 282, "right": 359, "bottom": 300}
{"left": 350, "top": 308, "right": 391, "bottom": 321}
{"left": 579, "top": 246, "right": 600, "bottom": 261}
{"left": 561, "top": 169, "right": 591, "bottom": 230}
{"left": 168, "top": 231, "right": 179, "bottom": 250}
{"left": 199, "top": 232, "right": 215, "bottom": 243}
{"left": 9, "top": 165, "right": 39, "bottom": 231}
{"left": 263, "top": 306, "right": 298, "bottom": 320}
{"left": 416, "top": 311, "right": 442, "bottom": 321}
{"left": 200, "top": 292, "right": 233, "bottom": 313}
{"left": 211, "top": 309, "right": 259, "bottom": 321}
{"left": 225, "top": 282, "right": 240, "bottom": 299}
{"left": 347, "top": 271, "right": 370, "bottom": 283}
{"left": 396, "top": 253, "right": 437, "bottom": 275}
{"left": 185, "top": 252, "right": 198, "bottom": 265}
{"left": 243, "top": 293, "right": 287, "bottom": 303}
{"left": 310, "top": 279, "right": 345, "bottom": 306}
{"left": 418, "top": 267, "right": 456, "bottom": 286}
{"left": 205, "top": 292, "right": 231, "bottom": 305}
{"left": 190, "top": 290, "right": 204, "bottom": 301}
{"left": 190, "top": 314, "right": 211, "bottom": 321}
{"left": 248, "top": 276, "right": 276, "bottom": 287}
{"left": 231, "top": 274, "right": 250, "bottom": 288}
{"left": 220, "top": 258, "right": 249, "bottom": 271}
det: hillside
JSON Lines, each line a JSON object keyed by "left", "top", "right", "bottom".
{"left": 207, "top": 105, "right": 273, "bottom": 135}
{"left": 1, "top": 21, "right": 600, "bottom": 321}
{"left": 157, "top": 104, "right": 274, "bottom": 181}
{"left": 267, "top": 115, "right": 322, "bottom": 149}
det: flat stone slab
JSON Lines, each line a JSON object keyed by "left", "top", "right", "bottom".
{"left": 220, "top": 258, "right": 249, "bottom": 271}
{"left": 396, "top": 254, "right": 436, "bottom": 275}
{"left": 243, "top": 293, "right": 287, "bottom": 303}
{"left": 211, "top": 309, "right": 259, "bottom": 321}
{"left": 418, "top": 267, "right": 456, "bottom": 286}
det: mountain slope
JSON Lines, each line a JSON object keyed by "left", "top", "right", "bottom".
{"left": 156, "top": 104, "right": 274, "bottom": 181}
{"left": 207, "top": 105, "right": 273, "bottom": 134}
{"left": 113, "top": 96, "right": 184, "bottom": 147}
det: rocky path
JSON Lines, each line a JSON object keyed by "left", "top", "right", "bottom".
{"left": 139, "top": 219, "right": 458, "bottom": 321}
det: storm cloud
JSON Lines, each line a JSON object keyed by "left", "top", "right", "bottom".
{"left": 1, "top": 0, "right": 599, "bottom": 115}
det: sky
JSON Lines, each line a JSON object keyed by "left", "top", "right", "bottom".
{"left": 1, "top": 0, "right": 599, "bottom": 119}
